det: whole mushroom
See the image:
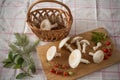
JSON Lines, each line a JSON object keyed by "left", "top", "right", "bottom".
{"left": 71, "top": 36, "right": 83, "bottom": 51}
{"left": 59, "top": 37, "right": 90, "bottom": 68}
{"left": 80, "top": 40, "right": 90, "bottom": 54}
{"left": 40, "top": 19, "right": 58, "bottom": 30}
{"left": 69, "top": 49, "right": 90, "bottom": 68}
{"left": 89, "top": 50, "right": 104, "bottom": 63}
{"left": 93, "top": 42, "right": 102, "bottom": 51}
{"left": 46, "top": 46, "right": 61, "bottom": 61}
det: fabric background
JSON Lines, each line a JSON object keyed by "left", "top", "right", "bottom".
{"left": 0, "top": 0, "right": 120, "bottom": 80}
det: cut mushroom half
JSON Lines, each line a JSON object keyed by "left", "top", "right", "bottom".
{"left": 40, "top": 19, "right": 58, "bottom": 30}
{"left": 89, "top": 50, "right": 104, "bottom": 63}
{"left": 71, "top": 36, "right": 83, "bottom": 51}
{"left": 93, "top": 42, "right": 102, "bottom": 51}
{"left": 80, "top": 40, "right": 90, "bottom": 54}
{"left": 46, "top": 46, "right": 61, "bottom": 61}
{"left": 69, "top": 49, "right": 90, "bottom": 68}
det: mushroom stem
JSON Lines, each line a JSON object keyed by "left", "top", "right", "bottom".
{"left": 65, "top": 43, "right": 74, "bottom": 52}
{"left": 81, "top": 58, "right": 90, "bottom": 64}
{"left": 82, "top": 43, "right": 87, "bottom": 53}
{"left": 51, "top": 23, "right": 58, "bottom": 29}
{"left": 89, "top": 52, "right": 94, "bottom": 56}
{"left": 76, "top": 41, "right": 81, "bottom": 51}
{"left": 55, "top": 53, "right": 61, "bottom": 57}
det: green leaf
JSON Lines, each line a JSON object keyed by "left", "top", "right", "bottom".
{"left": 91, "top": 32, "right": 107, "bottom": 44}
{"left": 2, "top": 59, "right": 11, "bottom": 64}
{"left": 3, "top": 62, "right": 14, "bottom": 68}
{"left": 28, "top": 64, "right": 36, "bottom": 73}
{"left": 14, "top": 55, "right": 24, "bottom": 65}
{"left": 8, "top": 51, "right": 13, "bottom": 60}
{"left": 16, "top": 73, "right": 28, "bottom": 79}
{"left": 13, "top": 64, "right": 21, "bottom": 69}
{"left": 9, "top": 43, "right": 18, "bottom": 53}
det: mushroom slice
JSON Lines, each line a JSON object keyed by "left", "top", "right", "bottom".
{"left": 89, "top": 50, "right": 104, "bottom": 63}
{"left": 69, "top": 49, "right": 81, "bottom": 68}
{"left": 46, "top": 46, "right": 57, "bottom": 61}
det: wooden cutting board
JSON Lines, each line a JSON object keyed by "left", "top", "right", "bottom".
{"left": 36, "top": 28, "right": 120, "bottom": 80}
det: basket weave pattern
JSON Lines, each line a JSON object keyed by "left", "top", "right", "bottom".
{"left": 27, "top": 0, "right": 73, "bottom": 41}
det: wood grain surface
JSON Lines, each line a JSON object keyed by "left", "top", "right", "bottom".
{"left": 36, "top": 28, "right": 120, "bottom": 80}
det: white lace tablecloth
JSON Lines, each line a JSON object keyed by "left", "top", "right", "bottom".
{"left": 0, "top": 0, "right": 120, "bottom": 80}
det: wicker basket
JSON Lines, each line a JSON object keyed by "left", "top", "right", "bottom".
{"left": 27, "top": 0, "right": 73, "bottom": 41}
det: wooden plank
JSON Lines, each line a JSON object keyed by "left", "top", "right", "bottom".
{"left": 36, "top": 28, "right": 120, "bottom": 80}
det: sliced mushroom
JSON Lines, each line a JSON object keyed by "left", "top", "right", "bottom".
{"left": 89, "top": 50, "right": 104, "bottom": 63}
{"left": 93, "top": 42, "right": 102, "bottom": 51}
{"left": 46, "top": 46, "right": 61, "bottom": 61}
{"left": 40, "top": 19, "right": 58, "bottom": 30}
{"left": 71, "top": 36, "right": 83, "bottom": 51}
{"left": 69, "top": 49, "right": 90, "bottom": 68}
{"left": 80, "top": 40, "right": 90, "bottom": 54}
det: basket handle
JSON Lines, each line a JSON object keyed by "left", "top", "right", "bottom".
{"left": 27, "top": 0, "right": 73, "bottom": 22}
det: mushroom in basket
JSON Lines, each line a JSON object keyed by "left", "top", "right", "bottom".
{"left": 40, "top": 19, "right": 58, "bottom": 30}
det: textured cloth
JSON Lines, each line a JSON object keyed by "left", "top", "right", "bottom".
{"left": 0, "top": 0, "right": 120, "bottom": 80}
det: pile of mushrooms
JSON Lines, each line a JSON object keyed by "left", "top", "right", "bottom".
{"left": 46, "top": 36, "right": 105, "bottom": 69}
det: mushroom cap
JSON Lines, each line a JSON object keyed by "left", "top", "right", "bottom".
{"left": 59, "top": 37, "right": 70, "bottom": 49}
{"left": 80, "top": 40, "right": 90, "bottom": 45}
{"left": 69, "top": 49, "right": 81, "bottom": 68}
{"left": 71, "top": 36, "right": 83, "bottom": 44}
{"left": 97, "top": 42, "right": 102, "bottom": 46}
{"left": 93, "top": 50, "right": 104, "bottom": 63}
{"left": 46, "top": 46, "right": 57, "bottom": 61}
{"left": 40, "top": 19, "right": 51, "bottom": 30}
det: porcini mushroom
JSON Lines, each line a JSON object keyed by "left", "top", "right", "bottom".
{"left": 59, "top": 37, "right": 90, "bottom": 68}
{"left": 71, "top": 36, "right": 83, "bottom": 51}
{"left": 89, "top": 50, "right": 104, "bottom": 63}
{"left": 93, "top": 42, "right": 102, "bottom": 51}
{"left": 80, "top": 40, "right": 90, "bottom": 54}
{"left": 40, "top": 19, "right": 58, "bottom": 30}
{"left": 69, "top": 49, "right": 90, "bottom": 68}
{"left": 46, "top": 46, "right": 61, "bottom": 61}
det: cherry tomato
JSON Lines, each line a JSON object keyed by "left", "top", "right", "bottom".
{"left": 63, "top": 72, "right": 68, "bottom": 76}
{"left": 56, "top": 70, "right": 63, "bottom": 75}
{"left": 102, "top": 48, "right": 109, "bottom": 53}
{"left": 107, "top": 53, "right": 112, "bottom": 56}
{"left": 50, "top": 68, "right": 56, "bottom": 73}
{"left": 104, "top": 56, "right": 109, "bottom": 60}
{"left": 105, "top": 41, "right": 111, "bottom": 46}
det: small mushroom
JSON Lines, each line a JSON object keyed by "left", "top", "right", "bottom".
{"left": 59, "top": 37, "right": 73, "bottom": 52}
{"left": 40, "top": 19, "right": 58, "bottom": 30}
{"left": 71, "top": 36, "right": 83, "bottom": 51}
{"left": 93, "top": 42, "right": 102, "bottom": 51}
{"left": 89, "top": 50, "right": 104, "bottom": 63}
{"left": 69, "top": 49, "right": 90, "bottom": 68}
{"left": 80, "top": 40, "right": 90, "bottom": 54}
{"left": 46, "top": 46, "right": 61, "bottom": 61}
